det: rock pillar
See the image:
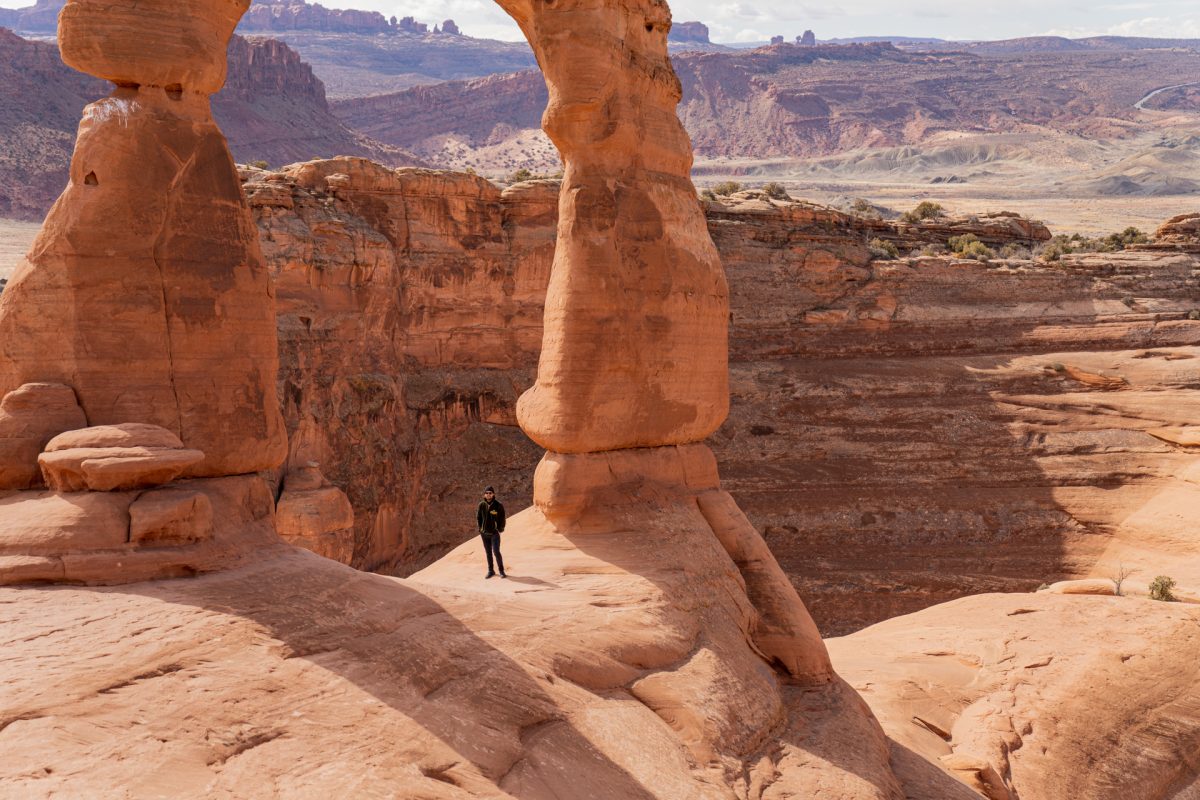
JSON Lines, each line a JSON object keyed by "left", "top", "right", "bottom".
{"left": 496, "top": 0, "right": 833, "bottom": 682}
{"left": 0, "top": 0, "right": 287, "bottom": 479}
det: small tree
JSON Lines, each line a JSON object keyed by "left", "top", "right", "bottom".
{"left": 901, "top": 201, "right": 945, "bottom": 223}
{"left": 1111, "top": 563, "right": 1135, "bottom": 596}
{"left": 868, "top": 238, "right": 900, "bottom": 260}
{"left": 711, "top": 181, "right": 743, "bottom": 197}
{"left": 1149, "top": 575, "right": 1177, "bottom": 602}
{"left": 507, "top": 167, "right": 534, "bottom": 183}
{"left": 762, "top": 182, "right": 791, "bottom": 200}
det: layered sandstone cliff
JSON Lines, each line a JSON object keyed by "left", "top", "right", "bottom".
{"left": 246, "top": 163, "right": 1200, "bottom": 635}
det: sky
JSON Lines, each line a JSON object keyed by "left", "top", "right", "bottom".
{"left": 3, "top": 0, "right": 1199, "bottom": 43}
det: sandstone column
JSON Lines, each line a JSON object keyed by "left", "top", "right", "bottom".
{"left": 0, "top": 0, "right": 287, "bottom": 480}
{"left": 496, "top": 0, "right": 833, "bottom": 682}
{"left": 501, "top": 0, "right": 729, "bottom": 453}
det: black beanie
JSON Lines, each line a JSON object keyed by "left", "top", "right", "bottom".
{"left": 484, "top": 486, "right": 495, "bottom": 493}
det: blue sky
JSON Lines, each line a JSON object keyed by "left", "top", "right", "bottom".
{"left": 3, "top": 0, "right": 1198, "bottom": 43}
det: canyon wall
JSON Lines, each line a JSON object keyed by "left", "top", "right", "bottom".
{"left": 250, "top": 162, "right": 1200, "bottom": 634}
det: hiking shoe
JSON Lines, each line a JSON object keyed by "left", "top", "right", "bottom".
{"left": 485, "top": 572, "right": 496, "bottom": 579}
{"left": 500, "top": 572, "right": 508, "bottom": 579}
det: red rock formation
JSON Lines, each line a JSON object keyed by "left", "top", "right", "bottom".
{"left": 0, "top": 29, "right": 416, "bottom": 222}
{"left": 0, "top": 0, "right": 287, "bottom": 479}
{"left": 248, "top": 166, "right": 1200, "bottom": 636}
{"left": 499, "top": 0, "right": 729, "bottom": 453}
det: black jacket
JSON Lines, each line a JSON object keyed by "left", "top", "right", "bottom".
{"left": 477, "top": 499, "right": 506, "bottom": 534}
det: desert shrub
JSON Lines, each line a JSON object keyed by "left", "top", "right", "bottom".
{"left": 999, "top": 243, "right": 1030, "bottom": 260}
{"left": 507, "top": 167, "right": 534, "bottom": 183}
{"left": 1105, "top": 226, "right": 1149, "bottom": 248}
{"left": 712, "top": 181, "right": 743, "bottom": 197}
{"left": 700, "top": 189, "right": 718, "bottom": 201}
{"left": 1038, "top": 228, "right": 1149, "bottom": 262}
{"left": 1188, "top": 309, "right": 1200, "bottom": 320}
{"left": 901, "top": 201, "right": 945, "bottom": 223}
{"left": 1149, "top": 575, "right": 1177, "bottom": 601}
{"left": 920, "top": 243, "right": 947, "bottom": 257}
{"left": 1149, "top": 575, "right": 1177, "bottom": 602}
{"left": 762, "top": 182, "right": 791, "bottom": 200}
{"left": 248, "top": 159, "right": 269, "bottom": 170}
{"left": 948, "top": 233, "right": 995, "bottom": 261}
{"left": 869, "top": 238, "right": 900, "bottom": 260}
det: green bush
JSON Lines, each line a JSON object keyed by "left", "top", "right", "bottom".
{"left": 248, "top": 159, "right": 270, "bottom": 170}
{"left": 762, "top": 182, "right": 791, "bottom": 200}
{"left": 901, "top": 201, "right": 945, "bottom": 223}
{"left": 712, "top": 181, "right": 743, "bottom": 197}
{"left": 700, "top": 189, "right": 718, "bottom": 201}
{"left": 507, "top": 168, "right": 534, "bottom": 183}
{"left": 947, "top": 233, "right": 996, "bottom": 261}
{"left": 1149, "top": 575, "right": 1177, "bottom": 602}
{"left": 1038, "top": 228, "right": 1150, "bottom": 262}
{"left": 869, "top": 238, "right": 900, "bottom": 260}
{"left": 999, "top": 243, "right": 1030, "bottom": 260}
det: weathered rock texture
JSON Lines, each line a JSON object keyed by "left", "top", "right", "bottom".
{"left": 248, "top": 165, "right": 1200, "bottom": 635}
{"left": 0, "top": 0, "right": 288, "bottom": 478}
{"left": 0, "top": 29, "right": 416, "bottom": 223}
{"left": 499, "top": 0, "right": 729, "bottom": 453}
{"left": 0, "top": 383, "right": 86, "bottom": 489}
{"left": 830, "top": 592, "right": 1200, "bottom": 799}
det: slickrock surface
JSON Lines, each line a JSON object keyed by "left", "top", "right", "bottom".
{"left": 0, "top": 521, "right": 906, "bottom": 798}
{"left": 247, "top": 162, "right": 1200, "bottom": 633}
{"left": 0, "top": 0, "right": 288, "bottom": 477}
{"left": 829, "top": 592, "right": 1200, "bottom": 799}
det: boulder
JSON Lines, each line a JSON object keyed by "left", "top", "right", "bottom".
{"left": 276, "top": 462, "right": 354, "bottom": 564}
{"left": 1041, "top": 578, "right": 1118, "bottom": 596}
{"left": 0, "top": 383, "right": 87, "bottom": 489}
{"left": 129, "top": 488, "right": 214, "bottom": 545}
{"left": 39, "top": 423, "right": 205, "bottom": 492}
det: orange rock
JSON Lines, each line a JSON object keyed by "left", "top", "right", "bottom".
{"left": 276, "top": 462, "right": 355, "bottom": 564}
{"left": 59, "top": 0, "right": 247, "bottom": 95}
{"left": 0, "top": 0, "right": 287, "bottom": 478}
{"left": 38, "top": 424, "right": 205, "bottom": 492}
{"left": 129, "top": 488, "right": 214, "bottom": 545}
{"left": 0, "top": 383, "right": 87, "bottom": 490}
{"left": 501, "top": 0, "right": 730, "bottom": 453}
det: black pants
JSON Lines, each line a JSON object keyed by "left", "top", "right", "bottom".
{"left": 481, "top": 532, "right": 504, "bottom": 574}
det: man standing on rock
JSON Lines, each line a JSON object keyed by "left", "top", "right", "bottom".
{"left": 477, "top": 486, "right": 506, "bottom": 579}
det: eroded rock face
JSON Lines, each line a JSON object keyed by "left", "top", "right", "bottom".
{"left": 0, "top": 0, "right": 287, "bottom": 478}
{"left": 499, "top": 0, "right": 730, "bottom": 453}
{"left": 38, "top": 423, "right": 206, "bottom": 493}
{"left": 0, "top": 383, "right": 87, "bottom": 490}
{"left": 830, "top": 592, "right": 1200, "bottom": 799}
{"left": 249, "top": 167, "right": 1200, "bottom": 635}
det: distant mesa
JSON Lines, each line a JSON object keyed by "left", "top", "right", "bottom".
{"left": 799, "top": 29, "right": 816, "bottom": 46}
{"left": 239, "top": 0, "right": 461, "bottom": 36}
{"left": 771, "top": 35, "right": 784, "bottom": 46}
{"left": 669, "top": 20, "right": 709, "bottom": 44}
